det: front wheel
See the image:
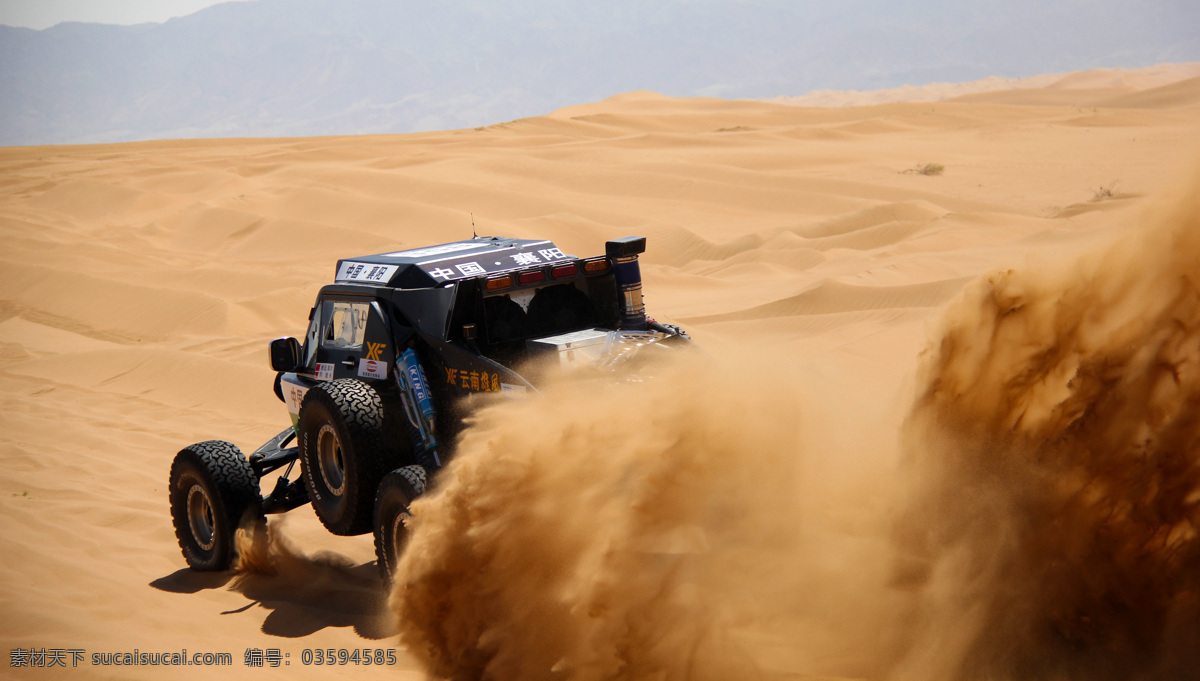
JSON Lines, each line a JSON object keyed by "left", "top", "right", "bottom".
{"left": 168, "top": 441, "right": 261, "bottom": 571}
{"left": 374, "top": 465, "right": 427, "bottom": 582}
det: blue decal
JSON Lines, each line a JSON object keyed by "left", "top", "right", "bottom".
{"left": 396, "top": 348, "right": 439, "bottom": 467}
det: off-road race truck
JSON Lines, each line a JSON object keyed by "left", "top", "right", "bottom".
{"left": 168, "top": 235, "right": 689, "bottom": 578}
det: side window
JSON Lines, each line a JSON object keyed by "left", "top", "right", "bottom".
{"left": 323, "top": 301, "right": 369, "bottom": 349}
{"left": 303, "top": 306, "right": 321, "bottom": 367}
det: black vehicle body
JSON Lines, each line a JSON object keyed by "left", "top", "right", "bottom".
{"left": 169, "top": 235, "right": 688, "bottom": 574}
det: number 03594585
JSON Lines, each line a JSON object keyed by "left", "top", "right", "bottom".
{"left": 300, "top": 649, "right": 397, "bottom": 666}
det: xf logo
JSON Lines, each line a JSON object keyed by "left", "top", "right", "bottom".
{"left": 366, "top": 342, "right": 386, "bottom": 361}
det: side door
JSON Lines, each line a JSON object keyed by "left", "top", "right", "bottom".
{"left": 313, "top": 297, "right": 395, "bottom": 382}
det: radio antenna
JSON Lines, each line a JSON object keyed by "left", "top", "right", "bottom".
{"left": 471, "top": 213, "right": 477, "bottom": 239}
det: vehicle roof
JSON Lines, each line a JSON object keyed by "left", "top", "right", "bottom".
{"left": 333, "top": 235, "right": 574, "bottom": 289}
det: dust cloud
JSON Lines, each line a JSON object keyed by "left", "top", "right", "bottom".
{"left": 388, "top": 352, "right": 913, "bottom": 681}
{"left": 388, "top": 182, "right": 1200, "bottom": 680}
{"left": 233, "top": 516, "right": 396, "bottom": 639}
{"left": 896, "top": 183, "right": 1200, "bottom": 680}
{"left": 236, "top": 515, "right": 277, "bottom": 576}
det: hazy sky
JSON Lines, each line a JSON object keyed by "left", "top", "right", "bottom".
{"left": 0, "top": 0, "right": 252, "bottom": 29}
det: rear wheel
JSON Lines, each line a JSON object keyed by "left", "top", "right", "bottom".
{"left": 374, "top": 465, "right": 427, "bottom": 582}
{"left": 299, "top": 379, "right": 403, "bottom": 536}
{"left": 169, "top": 441, "right": 261, "bottom": 571}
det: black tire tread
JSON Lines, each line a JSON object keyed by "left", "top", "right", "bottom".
{"left": 168, "top": 440, "right": 261, "bottom": 571}
{"left": 398, "top": 464, "right": 427, "bottom": 492}
{"left": 300, "top": 379, "right": 400, "bottom": 536}
{"left": 373, "top": 465, "right": 427, "bottom": 581}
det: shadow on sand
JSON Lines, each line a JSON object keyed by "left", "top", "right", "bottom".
{"left": 152, "top": 554, "right": 395, "bottom": 639}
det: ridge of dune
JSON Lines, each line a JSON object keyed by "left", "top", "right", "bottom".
{"left": 2, "top": 61, "right": 1199, "bottom": 680}
{"left": 770, "top": 61, "right": 1200, "bottom": 108}
{"left": 681, "top": 276, "right": 971, "bottom": 324}
{"left": 1097, "top": 75, "right": 1200, "bottom": 109}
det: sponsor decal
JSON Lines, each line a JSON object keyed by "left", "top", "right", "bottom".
{"left": 335, "top": 261, "right": 398, "bottom": 283}
{"left": 445, "top": 367, "right": 502, "bottom": 393}
{"left": 500, "top": 383, "right": 528, "bottom": 393}
{"left": 284, "top": 383, "right": 309, "bottom": 414}
{"left": 408, "top": 363, "right": 429, "bottom": 402}
{"left": 316, "top": 363, "right": 334, "bottom": 381}
{"left": 358, "top": 358, "right": 387, "bottom": 380}
{"left": 366, "top": 342, "right": 386, "bottom": 361}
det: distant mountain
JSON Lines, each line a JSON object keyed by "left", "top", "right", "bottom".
{"left": 2, "top": 0, "right": 1198, "bottom": 145}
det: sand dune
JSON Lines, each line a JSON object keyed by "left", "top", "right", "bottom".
{"left": 772, "top": 61, "right": 1200, "bottom": 108}
{"left": 1, "top": 64, "right": 1199, "bottom": 679}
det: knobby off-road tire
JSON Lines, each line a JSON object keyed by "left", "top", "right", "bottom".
{"left": 374, "top": 465, "right": 427, "bottom": 582}
{"left": 299, "top": 379, "right": 403, "bottom": 536}
{"left": 169, "top": 441, "right": 262, "bottom": 571}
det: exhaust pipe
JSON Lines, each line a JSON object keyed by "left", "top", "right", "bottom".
{"left": 606, "top": 236, "right": 647, "bottom": 330}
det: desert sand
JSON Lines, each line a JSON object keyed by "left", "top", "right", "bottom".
{"left": 1, "top": 64, "right": 1199, "bottom": 680}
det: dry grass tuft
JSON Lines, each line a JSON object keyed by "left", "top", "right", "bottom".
{"left": 1092, "top": 180, "right": 1120, "bottom": 201}
{"left": 902, "top": 162, "right": 945, "bottom": 176}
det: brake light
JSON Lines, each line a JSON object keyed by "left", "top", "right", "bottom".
{"left": 518, "top": 270, "right": 545, "bottom": 285}
{"left": 583, "top": 257, "right": 611, "bottom": 274}
{"left": 485, "top": 275, "right": 513, "bottom": 291}
{"left": 551, "top": 263, "right": 578, "bottom": 279}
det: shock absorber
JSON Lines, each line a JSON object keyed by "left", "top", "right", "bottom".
{"left": 607, "top": 236, "right": 648, "bottom": 331}
{"left": 395, "top": 347, "right": 440, "bottom": 470}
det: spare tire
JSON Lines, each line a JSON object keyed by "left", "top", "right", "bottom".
{"left": 169, "top": 440, "right": 261, "bottom": 571}
{"left": 299, "top": 379, "right": 402, "bottom": 536}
